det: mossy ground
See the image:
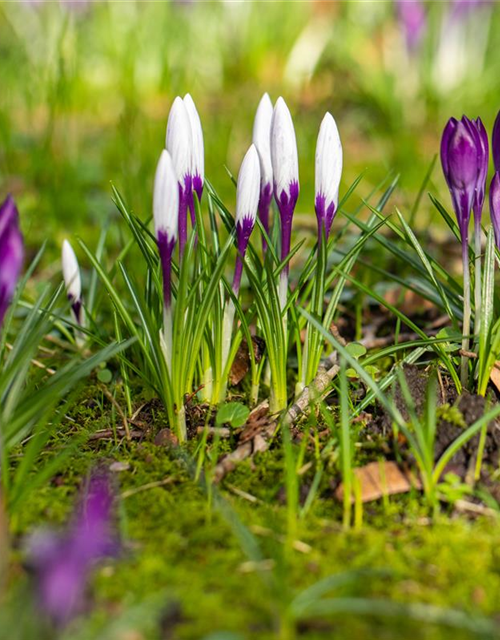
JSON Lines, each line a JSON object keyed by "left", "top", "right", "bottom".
{"left": 6, "top": 383, "right": 500, "bottom": 640}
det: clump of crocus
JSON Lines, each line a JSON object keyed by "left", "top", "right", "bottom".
{"left": 62, "top": 240, "right": 83, "bottom": 327}
{"left": 0, "top": 195, "right": 24, "bottom": 330}
{"left": 166, "top": 95, "right": 204, "bottom": 258}
{"left": 493, "top": 110, "right": 500, "bottom": 172}
{"left": 315, "top": 112, "right": 343, "bottom": 245}
{"left": 395, "top": 0, "right": 427, "bottom": 52}
{"left": 441, "top": 116, "right": 487, "bottom": 385}
{"left": 153, "top": 149, "right": 179, "bottom": 371}
{"left": 490, "top": 172, "right": 500, "bottom": 249}
{"left": 252, "top": 93, "right": 274, "bottom": 253}
{"left": 271, "top": 97, "right": 299, "bottom": 313}
{"left": 219, "top": 144, "right": 260, "bottom": 401}
{"left": 25, "top": 469, "right": 118, "bottom": 629}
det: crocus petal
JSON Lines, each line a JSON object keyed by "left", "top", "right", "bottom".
{"left": 153, "top": 149, "right": 179, "bottom": 242}
{"left": 183, "top": 93, "right": 204, "bottom": 201}
{"left": 253, "top": 93, "right": 274, "bottom": 194}
{"left": 472, "top": 117, "right": 489, "bottom": 222}
{"left": 490, "top": 172, "right": 500, "bottom": 249}
{"left": 233, "top": 145, "right": 261, "bottom": 294}
{"left": 0, "top": 196, "right": 24, "bottom": 328}
{"left": 271, "top": 97, "right": 299, "bottom": 207}
{"left": 166, "top": 96, "right": 193, "bottom": 187}
{"left": 493, "top": 110, "right": 500, "bottom": 173}
{"left": 315, "top": 112, "right": 342, "bottom": 241}
{"left": 62, "top": 240, "right": 82, "bottom": 305}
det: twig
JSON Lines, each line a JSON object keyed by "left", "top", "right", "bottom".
{"left": 99, "top": 383, "right": 131, "bottom": 440}
{"left": 88, "top": 428, "right": 143, "bottom": 441}
{"left": 5, "top": 343, "right": 56, "bottom": 375}
{"left": 196, "top": 426, "right": 231, "bottom": 438}
{"left": 121, "top": 477, "right": 175, "bottom": 499}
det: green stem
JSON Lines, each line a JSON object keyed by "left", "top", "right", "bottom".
{"left": 474, "top": 220, "right": 482, "bottom": 339}
{"left": 461, "top": 241, "right": 471, "bottom": 388}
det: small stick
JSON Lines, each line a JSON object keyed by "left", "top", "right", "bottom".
{"left": 5, "top": 343, "right": 56, "bottom": 375}
{"left": 99, "top": 384, "right": 131, "bottom": 440}
{"left": 88, "top": 428, "right": 143, "bottom": 441}
{"left": 121, "top": 477, "right": 174, "bottom": 499}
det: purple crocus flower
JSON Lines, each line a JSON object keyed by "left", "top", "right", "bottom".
{"left": 252, "top": 93, "right": 274, "bottom": 253}
{"left": 490, "top": 172, "right": 500, "bottom": 249}
{"left": 62, "top": 240, "right": 83, "bottom": 325}
{"left": 441, "top": 116, "right": 481, "bottom": 244}
{"left": 270, "top": 97, "right": 299, "bottom": 308}
{"left": 471, "top": 117, "right": 489, "bottom": 226}
{"left": 232, "top": 145, "right": 261, "bottom": 295}
{"left": 315, "top": 112, "right": 343, "bottom": 245}
{"left": 0, "top": 195, "right": 24, "bottom": 329}
{"left": 26, "top": 470, "right": 118, "bottom": 628}
{"left": 492, "top": 110, "right": 500, "bottom": 172}
{"left": 395, "top": 0, "right": 427, "bottom": 52}
{"left": 183, "top": 93, "right": 204, "bottom": 206}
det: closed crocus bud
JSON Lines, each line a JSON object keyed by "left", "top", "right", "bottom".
{"left": 154, "top": 150, "right": 179, "bottom": 311}
{"left": 166, "top": 97, "right": 193, "bottom": 257}
{"left": 471, "top": 117, "right": 489, "bottom": 224}
{"left": 493, "top": 110, "right": 500, "bottom": 172}
{"left": 441, "top": 116, "right": 479, "bottom": 243}
{"left": 315, "top": 112, "right": 343, "bottom": 244}
{"left": 183, "top": 93, "right": 204, "bottom": 204}
{"left": 271, "top": 97, "right": 299, "bottom": 270}
{"left": 490, "top": 172, "right": 500, "bottom": 249}
{"left": 62, "top": 240, "right": 82, "bottom": 325}
{"left": 232, "top": 145, "right": 261, "bottom": 294}
{"left": 252, "top": 93, "right": 274, "bottom": 252}
{"left": 0, "top": 195, "right": 24, "bottom": 329}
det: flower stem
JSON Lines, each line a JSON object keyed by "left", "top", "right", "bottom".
{"left": 218, "top": 299, "right": 236, "bottom": 403}
{"left": 474, "top": 219, "right": 482, "bottom": 338}
{"left": 461, "top": 240, "right": 471, "bottom": 388}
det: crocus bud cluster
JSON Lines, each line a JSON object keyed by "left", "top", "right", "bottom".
{"left": 166, "top": 94, "right": 204, "bottom": 257}
{"left": 26, "top": 469, "right": 118, "bottom": 628}
{"left": 62, "top": 240, "right": 83, "bottom": 325}
{"left": 0, "top": 195, "right": 24, "bottom": 329}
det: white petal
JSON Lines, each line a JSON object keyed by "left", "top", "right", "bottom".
{"left": 166, "top": 97, "right": 192, "bottom": 183}
{"left": 153, "top": 149, "right": 179, "bottom": 240}
{"left": 183, "top": 93, "right": 204, "bottom": 182}
{"left": 270, "top": 97, "right": 299, "bottom": 198}
{"left": 236, "top": 145, "right": 261, "bottom": 225}
{"left": 252, "top": 93, "right": 273, "bottom": 190}
{"left": 315, "top": 112, "right": 343, "bottom": 209}
{"left": 62, "top": 239, "right": 81, "bottom": 302}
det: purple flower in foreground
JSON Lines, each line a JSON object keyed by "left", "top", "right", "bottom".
{"left": 271, "top": 97, "right": 299, "bottom": 283}
{"left": 252, "top": 93, "right": 274, "bottom": 253}
{"left": 490, "top": 172, "right": 500, "bottom": 249}
{"left": 395, "top": 0, "right": 427, "bottom": 52}
{"left": 441, "top": 116, "right": 481, "bottom": 243}
{"left": 62, "top": 240, "right": 83, "bottom": 325}
{"left": 493, "top": 110, "right": 500, "bottom": 173}
{"left": 0, "top": 195, "right": 24, "bottom": 329}
{"left": 26, "top": 470, "right": 117, "bottom": 628}
{"left": 315, "top": 112, "right": 343, "bottom": 245}
{"left": 232, "top": 145, "right": 260, "bottom": 295}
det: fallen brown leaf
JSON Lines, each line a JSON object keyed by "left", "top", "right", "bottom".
{"left": 335, "top": 460, "right": 420, "bottom": 504}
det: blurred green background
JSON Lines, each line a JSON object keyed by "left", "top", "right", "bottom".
{"left": 1, "top": 0, "right": 499, "bottom": 257}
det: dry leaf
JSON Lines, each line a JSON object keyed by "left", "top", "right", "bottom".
{"left": 335, "top": 460, "right": 420, "bottom": 504}
{"left": 229, "top": 337, "right": 266, "bottom": 386}
{"left": 490, "top": 365, "right": 500, "bottom": 394}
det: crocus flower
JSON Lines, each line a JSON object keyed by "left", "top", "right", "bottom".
{"left": 490, "top": 172, "right": 500, "bottom": 249}
{"left": 470, "top": 117, "right": 489, "bottom": 226}
{"left": 271, "top": 97, "right": 299, "bottom": 308}
{"left": 232, "top": 144, "right": 261, "bottom": 295}
{"left": 26, "top": 470, "right": 118, "bottom": 628}
{"left": 315, "top": 112, "right": 343, "bottom": 245}
{"left": 183, "top": 93, "right": 204, "bottom": 205}
{"left": 441, "top": 116, "right": 481, "bottom": 244}
{"left": 153, "top": 149, "right": 179, "bottom": 370}
{"left": 493, "top": 110, "right": 500, "bottom": 172}
{"left": 0, "top": 195, "right": 24, "bottom": 329}
{"left": 252, "top": 93, "right": 274, "bottom": 253}
{"left": 395, "top": 0, "right": 427, "bottom": 52}
{"left": 62, "top": 240, "right": 83, "bottom": 326}
{"left": 166, "top": 97, "right": 193, "bottom": 258}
